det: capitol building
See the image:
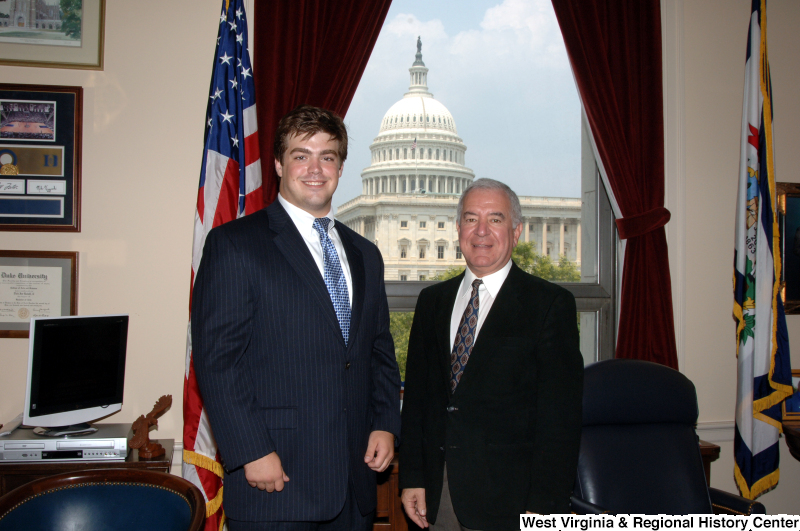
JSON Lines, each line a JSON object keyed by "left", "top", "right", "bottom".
{"left": 337, "top": 40, "right": 581, "bottom": 281}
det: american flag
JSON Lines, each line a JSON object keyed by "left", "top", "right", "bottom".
{"left": 183, "top": 1, "right": 263, "bottom": 528}
{"left": 412, "top": 136, "right": 417, "bottom": 150}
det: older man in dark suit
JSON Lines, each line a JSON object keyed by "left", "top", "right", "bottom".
{"left": 192, "top": 105, "right": 401, "bottom": 530}
{"left": 400, "top": 178, "right": 583, "bottom": 530}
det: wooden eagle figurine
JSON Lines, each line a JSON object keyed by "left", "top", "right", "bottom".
{"left": 130, "top": 394, "right": 172, "bottom": 459}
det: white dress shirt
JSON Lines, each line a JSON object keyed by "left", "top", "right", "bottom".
{"left": 278, "top": 194, "right": 353, "bottom": 306}
{"left": 449, "top": 259, "right": 513, "bottom": 350}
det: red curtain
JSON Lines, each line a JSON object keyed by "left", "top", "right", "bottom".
{"left": 551, "top": 0, "right": 678, "bottom": 369}
{"left": 253, "top": 0, "right": 393, "bottom": 206}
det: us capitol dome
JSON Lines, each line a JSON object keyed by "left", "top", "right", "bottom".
{"left": 337, "top": 38, "right": 581, "bottom": 281}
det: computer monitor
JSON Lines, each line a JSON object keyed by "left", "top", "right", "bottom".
{"left": 23, "top": 314, "right": 129, "bottom": 436}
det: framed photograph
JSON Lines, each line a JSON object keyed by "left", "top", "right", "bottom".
{"left": 783, "top": 370, "right": 800, "bottom": 421}
{"left": 0, "top": 250, "right": 78, "bottom": 338}
{"left": 0, "top": 84, "right": 81, "bottom": 232}
{"left": 0, "top": 0, "right": 105, "bottom": 70}
{"left": 777, "top": 183, "right": 800, "bottom": 313}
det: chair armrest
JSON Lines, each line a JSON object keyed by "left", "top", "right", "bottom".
{"left": 570, "top": 496, "right": 611, "bottom": 515}
{"left": 709, "top": 487, "right": 766, "bottom": 515}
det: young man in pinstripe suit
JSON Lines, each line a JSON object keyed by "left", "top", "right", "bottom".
{"left": 192, "top": 105, "right": 401, "bottom": 530}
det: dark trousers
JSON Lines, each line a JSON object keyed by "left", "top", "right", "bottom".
{"left": 226, "top": 481, "right": 373, "bottom": 531}
{"left": 430, "top": 464, "right": 481, "bottom": 531}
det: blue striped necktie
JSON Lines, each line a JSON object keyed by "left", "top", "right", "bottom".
{"left": 313, "top": 218, "right": 351, "bottom": 345}
{"left": 450, "top": 279, "right": 482, "bottom": 392}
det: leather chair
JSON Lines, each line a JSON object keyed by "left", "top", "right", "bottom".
{"left": 570, "top": 359, "right": 765, "bottom": 515}
{"left": 0, "top": 468, "right": 205, "bottom": 531}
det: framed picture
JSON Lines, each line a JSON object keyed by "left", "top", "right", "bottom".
{"left": 0, "top": 250, "right": 78, "bottom": 338}
{"left": 777, "top": 183, "right": 800, "bottom": 313}
{"left": 0, "top": 0, "right": 105, "bottom": 70}
{"left": 0, "top": 84, "right": 82, "bottom": 232}
{"left": 783, "top": 370, "right": 800, "bottom": 421}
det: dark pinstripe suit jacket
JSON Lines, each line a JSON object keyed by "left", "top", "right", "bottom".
{"left": 191, "top": 200, "right": 401, "bottom": 523}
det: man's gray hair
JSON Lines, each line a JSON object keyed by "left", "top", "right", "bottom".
{"left": 456, "top": 178, "right": 522, "bottom": 228}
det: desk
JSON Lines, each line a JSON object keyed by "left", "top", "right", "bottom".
{"left": 0, "top": 439, "right": 173, "bottom": 496}
{"left": 699, "top": 439, "right": 721, "bottom": 486}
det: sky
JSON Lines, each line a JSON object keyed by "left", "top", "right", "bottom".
{"left": 336, "top": 0, "right": 582, "bottom": 208}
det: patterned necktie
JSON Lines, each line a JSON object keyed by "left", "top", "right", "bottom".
{"left": 313, "top": 218, "right": 351, "bottom": 345}
{"left": 450, "top": 279, "right": 482, "bottom": 392}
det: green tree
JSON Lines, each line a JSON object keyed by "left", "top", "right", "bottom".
{"left": 60, "top": 0, "right": 82, "bottom": 40}
{"left": 432, "top": 266, "right": 465, "bottom": 281}
{"left": 512, "top": 241, "right": 580, "bottom": 282}
{"left": 390, "top": 311, "right": 414, "bottom": 381}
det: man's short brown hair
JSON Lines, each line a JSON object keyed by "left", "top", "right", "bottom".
{"left": 273, "top": 105, "right": 348, "bottom": 163}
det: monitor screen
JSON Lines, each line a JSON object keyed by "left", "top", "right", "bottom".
{"left": 24, "top": 315, "right": 129, "bottom": 428}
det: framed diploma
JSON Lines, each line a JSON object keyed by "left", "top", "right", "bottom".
{"left": 0, "top": 84, "right": 82, "bottom": 232}
{"left": 0, "top": 250, "right": 78, "bottom": 338}
{"left": 784, "top": 370, "right": 800, "bottom": 421}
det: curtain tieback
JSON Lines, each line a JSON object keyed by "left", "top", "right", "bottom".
{"left": 615, "top": 206, "right": 671, "bottom": 240}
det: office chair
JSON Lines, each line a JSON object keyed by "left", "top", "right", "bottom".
{"left": 570, "top": 359, "right": 765, "bottom": 515}
{"left": 0, "top": 468, "right": 205, "bottom": 531}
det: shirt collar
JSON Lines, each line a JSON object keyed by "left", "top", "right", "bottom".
{"left": 462, "top": 258, "right": 513, "bottom": 299}
{"left": 278, "top": 193, "right": 335, "bottom": 232}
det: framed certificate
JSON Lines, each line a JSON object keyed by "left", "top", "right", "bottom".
{"left": 777, "top": 183, "right": 800, "bottom": 313}
{"left": 784, "top": 370, "right": 800, "bottom": 421}
{"left": 0, "top": 84, "right": 82, "bottom": 232}
{"left": 0, "top": 250, "right": 78, "bottom": 338}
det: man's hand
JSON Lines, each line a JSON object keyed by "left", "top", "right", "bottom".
{"left": 401, "top": 488, "right": 429, "bottom": 528}
{"left": 244, "top": 451, "right": 290, "bottom": 492}
{"left": 364, "top": 430, "right": 394, "bottom": 472}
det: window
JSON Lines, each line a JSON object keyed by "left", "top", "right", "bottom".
{"left": 344, "top": 1, "right": 617, "bottom": 371}
{"left": 400, "top": 246, "right": 407, "bottom": 258}
{"left": 400, "top": 220, "right": 408, "bottom": 228}
{"left": 437, "top": 245, "right": 444, "bottom": 259}
{"left": 419, "top": 221, "right": 426, "bottom": 229}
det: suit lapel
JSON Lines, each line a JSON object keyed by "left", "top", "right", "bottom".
{"left": 436, "top": 274, "right": 463, "bottom": 394}
{"left": 268, "top": 202, "right": 345, "bottom": 347}
{"left": 336, "top": 225, "right": 364, "bottom": 352}
{"left": 452, "top": 264, "right": 525, "bottom": 397}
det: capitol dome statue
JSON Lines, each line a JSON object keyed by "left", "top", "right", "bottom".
{"left": 359, "top": 36, "right": 475, "bottom": 198}
{"left": 338, "top": 39, "right": 581, "bottom": 282}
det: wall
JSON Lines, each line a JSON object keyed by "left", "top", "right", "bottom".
{"left": 2, "top": 0, "right": 800, "bottom": 512}
{"left": 0, "top": 0, "right": 222, "bottom": 468}
{"left": 674, "top": 0, "right": 800, "bottom": 514}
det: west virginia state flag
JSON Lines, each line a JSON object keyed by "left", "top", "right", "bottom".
{"left": 733, "top": 0, "right": 793, "bottom": 500}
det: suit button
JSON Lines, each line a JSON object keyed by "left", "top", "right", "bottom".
{"left": 345, "top": 361, "right": 351, "bottom": 369}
